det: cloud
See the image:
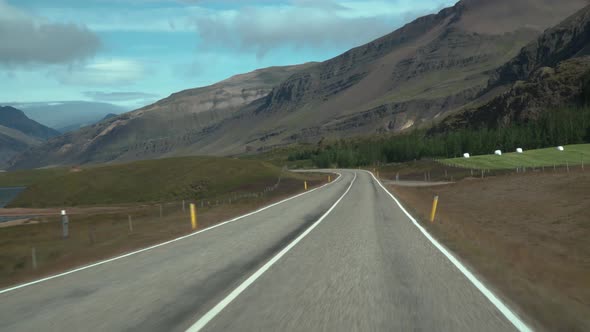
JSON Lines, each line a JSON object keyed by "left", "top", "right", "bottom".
{"left": 193, "top": 0, "right": 454, "bottom": 58}
{"left": 84, "top": 91, "right": 159, "bottom": 102}
{"left": 56, "top": 59, "right": 147, "bottom": 86}
{"left": 0, "top": 0, "right": 101, "bottom": 66}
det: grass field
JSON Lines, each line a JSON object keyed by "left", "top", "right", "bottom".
{"left": 442, "top": 144, "right": 590, "bottom": 170}
{"left": 0, "top": 168, "right": 69, "bottom": 187}
{"left": 0, "top": 175, "right": 328, "bottom": 289}
{"left": 0, "top": 156, "right": 330, "bottom": 287}
{"left": 3, "top": 156, "right": 317, "bottom": 208}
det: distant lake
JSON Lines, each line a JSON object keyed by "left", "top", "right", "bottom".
{"left": 0, "top": 187, "right": 25, "bottom": 208}
{"left": 0, "top": 187, "right": 26, "bottom": 222}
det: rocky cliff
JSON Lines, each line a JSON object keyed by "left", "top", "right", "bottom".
{"left": 439, "top": 4, "right": 590, "bottom": 130}
{"left": 9, "top": 64, "right": 314, "bottom": 168}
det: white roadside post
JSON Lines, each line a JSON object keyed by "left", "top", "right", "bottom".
{"left": 61, "top": 210, "right": 69, "bottom": 239}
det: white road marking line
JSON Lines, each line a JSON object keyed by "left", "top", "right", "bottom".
{"left": 185, "top": 173, "right": 357, "bottom": 332}
{"left": 368, "top": 171, "right": 532, "bottom": 332}
{"left": 0, "top": 173, "right": 342, "bottom": 295}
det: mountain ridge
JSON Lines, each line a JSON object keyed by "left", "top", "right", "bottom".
{"left": 9, "top": 0, "right": 590, "bottom": 169}
{"left": 0, "top": 106, "right": 60, "bottom": 168}
{"left": 437, "top": 4, "right": 590, "bottom": 130}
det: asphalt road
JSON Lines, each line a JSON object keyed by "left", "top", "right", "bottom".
{"left": 0, "top": 170, "right": 527, "bottom": 331}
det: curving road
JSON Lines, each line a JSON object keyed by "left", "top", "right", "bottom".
{"left": 0, "top": 170, "right": 529, "bottom": 332}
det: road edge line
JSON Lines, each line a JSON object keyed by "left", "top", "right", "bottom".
{"left": 185, "top": 173, "right": 357, "bottom": 332}
{"left": 0, "top": 173, "right": 343, "bottom": 295}
{"left": 368, "top": 171, "right": 532, "bottom": 332}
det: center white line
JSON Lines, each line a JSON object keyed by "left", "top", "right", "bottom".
{"left": 186, "top": 172, "right": 357, "bottom": 332}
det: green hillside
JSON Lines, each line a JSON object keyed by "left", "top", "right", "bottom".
{"left": 5, "top": 156, "right": 310, "bottom": 208}
{"left": 442, "top": 144, "right": 590, "bottom": 170}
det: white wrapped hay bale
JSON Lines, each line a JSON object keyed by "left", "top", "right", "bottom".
{"left": 557, "top": 146, "right": 564, "bottom": 151}
{"left": 516, "top": 148, "right": 523, "bottom": 153}
{"left": 463, "top": 153, "right": 470, "bottom": 158}
{"left": 494, "top": 150, "right": 502, "bottom": 156}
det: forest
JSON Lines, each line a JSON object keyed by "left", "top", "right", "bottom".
{"left": 288, "top": 106, "right": 590, "bottom": 168}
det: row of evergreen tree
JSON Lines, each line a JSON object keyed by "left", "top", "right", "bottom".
{"left": 288, "top": 106, "right": 590, "bottom": 168}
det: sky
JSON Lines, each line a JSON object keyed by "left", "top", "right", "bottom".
{"left": 0, "top": 0, "right": 457, "bottom": 111}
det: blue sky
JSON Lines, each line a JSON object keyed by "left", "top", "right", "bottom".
{"left": 0, "top": 0, "right": 457, "bottom": 110}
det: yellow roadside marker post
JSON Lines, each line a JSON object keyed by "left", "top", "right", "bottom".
{"left": 328, "top": 175, "right": 331, "bottom": 183}
{"left": 430, "top": 195, "right": 439, "bottom": 223}
{"left": 304, "top": 181, "right": 308, "bottom": 191}
{"left": 190, "top": 203, "right": 197, "bottom": 230}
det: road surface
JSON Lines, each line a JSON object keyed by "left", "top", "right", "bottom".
{"left": 0, "top": 170, "right": 529, "bottom": 331}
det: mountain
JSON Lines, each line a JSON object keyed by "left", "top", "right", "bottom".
{"left": 9, "top": 0, "right": 590, "bottom": 169}
{"left": 438, "top": 4, "right": 590, "bottom": 129}
{"left": 9, "top": 63, "right": 315, "bottom": 168}
{"left": 0, "top": 106, "right": 59, "bottom": 140}
{"left": 57, "top": 112, "right": 119, "bottom": 134}
{"left": 102, "top": 113, "right": 118, "bottom": 121}
{"left": 168, "top": 0, "right": 589, "bottom": 155}
{"left": 0, "top": 106, "right": 59, "bottom": 168}
{"left": 14, "top": 101, "right": 127, "bottom": 132}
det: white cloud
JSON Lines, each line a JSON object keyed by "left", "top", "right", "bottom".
{"left": 0, "top": 0, "right": 100, "bottom": 65}
{"left": 40, "top": 5, "right": 205, "bottom": 32}
{"left": 84, "top": 91, "right": 159, "bottom": 102}
{"left": 193, "top": 0, "right": 456, "bottom": 58}
{"left": 56, "top": 59, "right": 147, "bottom": 86}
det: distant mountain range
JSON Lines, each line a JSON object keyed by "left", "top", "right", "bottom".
{"left": 9, "top": 64, "right": 316, "bottom": 167}
{"left": 8, "top": 0, "right": 590, "bottom": 169}
{"left": 12, "top": 101, "right": 127, "bottom": 133}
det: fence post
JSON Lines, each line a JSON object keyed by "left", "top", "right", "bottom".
{"left": 61, "top": 210, "right": 69, "bottom": 239}
{"left": 128, "top": 215, "right": 133, "bottom": 233}
{"left": 430, "top": 196, "right": 439, "bottom": 223}
{"left": 89, "top": 224, "right": 96, "bottom": 245}
{"left": 31, "top": 247, "right": 37, "bottom": 270}
{"left": 190, "top": 203, "right": 197, "bottom": 230}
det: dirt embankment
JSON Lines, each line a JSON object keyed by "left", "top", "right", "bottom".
{"left": 389, "top": 170, "right": 590, "bottom": 331}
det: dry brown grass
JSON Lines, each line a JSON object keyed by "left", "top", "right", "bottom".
{"left": 389, "top": 170, "right": 590, "bottom": 332}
